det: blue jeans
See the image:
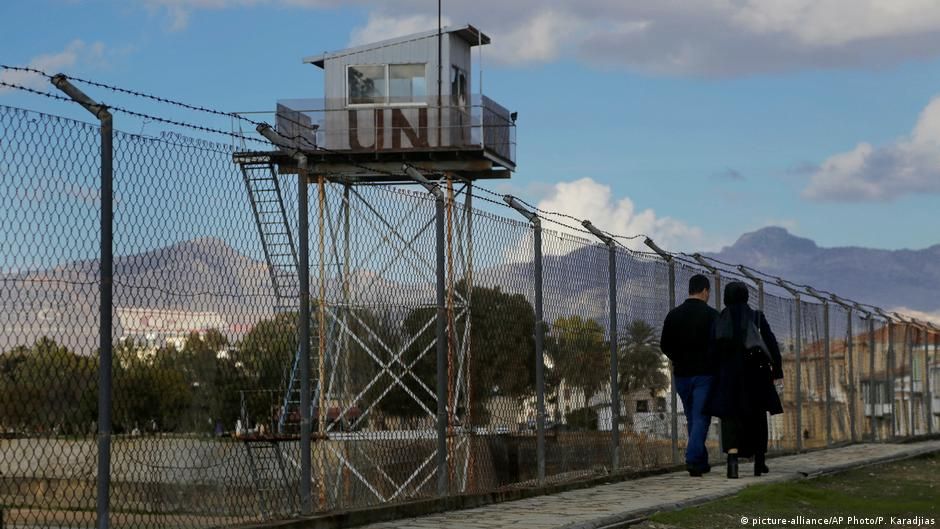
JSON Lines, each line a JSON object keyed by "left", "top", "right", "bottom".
{"left": 675, "top": 375, "right": 714, "bottom": 468}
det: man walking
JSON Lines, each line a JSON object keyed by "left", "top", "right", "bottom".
{"left": 660, "top": 274, "right": 719, "bottom": 477}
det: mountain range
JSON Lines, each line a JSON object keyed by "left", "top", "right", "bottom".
{"left": 2, "top": 227, "right": 935, "bottom": 353}
{"left": 706, "top": 227, "right": 940, "bottom": 315}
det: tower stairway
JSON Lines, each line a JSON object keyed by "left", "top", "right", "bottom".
{"left": 238, "top": 157, "right": 310, "bottom": 433}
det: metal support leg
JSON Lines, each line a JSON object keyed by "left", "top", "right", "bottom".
{"left": 297, "top": 156, "right": 312, "bottom": 514}
{"left": 435, "top": 195, "right": 448, "bottom": 495}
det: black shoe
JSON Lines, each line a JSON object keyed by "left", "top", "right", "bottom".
{"left": 686, "top": 463, "right": 704, "bottom": 477}
{"left": 755, "top": 454, "right": 769, "bottom": 476}
{"left": 701, "top": 463, "right": 712, "bottom": 474}
{"left": 727, "top": 454, "right": 739, "bottom": 479}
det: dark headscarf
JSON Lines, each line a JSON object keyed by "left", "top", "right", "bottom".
{"left": 716, "top": 281, "right": 754, "bottom": 342}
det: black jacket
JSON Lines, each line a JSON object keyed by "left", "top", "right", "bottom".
{"left": 707, "top": 308, "right": 784, "bottom": 418}
{"left": 660, "top": 298, "right": 719, "bottom": 377}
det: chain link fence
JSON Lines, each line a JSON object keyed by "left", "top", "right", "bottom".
{"left": 2, "top": 101, "right": 939, "bottom": 529}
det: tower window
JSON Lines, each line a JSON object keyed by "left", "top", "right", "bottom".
{"left": 347, "top": 64, "right": 427, "bottom": 106}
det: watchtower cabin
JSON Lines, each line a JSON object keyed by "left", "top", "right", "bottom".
{"left": 265, "top": 25, "right": 516, "bottom": 179}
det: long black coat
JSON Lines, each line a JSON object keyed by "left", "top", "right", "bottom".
{"left": 706, "top": 300, "right": 784, "bottom": 419}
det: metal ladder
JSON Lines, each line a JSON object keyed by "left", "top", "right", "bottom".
{"left": 244, "top": 439, "right": 297, "bottom": 518}
{"left": 238, "top": 157, "right": 306, "bottom": 433}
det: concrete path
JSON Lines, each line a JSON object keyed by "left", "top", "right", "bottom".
{"left": 355, "top": 441, "right": 940, "bottom": 529}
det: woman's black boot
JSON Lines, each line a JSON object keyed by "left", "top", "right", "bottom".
{"left": 755, "top": 453, "right": 769, "bottom": 476}
{"left": 727, "top": 454, "right": 739, "bottom": 479}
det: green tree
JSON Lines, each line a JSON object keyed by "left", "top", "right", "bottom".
{"left": 234, "top": 311, "right": 327, "bottom": 429}
{"left": 236, "top": 312, "right": 299, "bottom": 391}
{"left": 177, "top": 329, "right": 237, "bottom": 433}
{"left": 618, "top": 320, "right": 669, "bottom": 396}
{"left": 0, "top": 337, "right": 96, "bottom": 434}
{"left": 113, "top": 339, "right": 192, "bottom": 433}
{"left": 546, "top": 316, "right": 609, "bottom": 400}
{"left": 380, "top": 281, "right": 537, "bottom": 425}
{"left": 618, "top": 319, "right": 670, "bottom": 424}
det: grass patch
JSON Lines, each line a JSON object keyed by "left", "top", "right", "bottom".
{"left": 649, "top": 453, "right": 940, "bottom": 529}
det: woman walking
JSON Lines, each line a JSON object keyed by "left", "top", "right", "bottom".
{"left": 708, "top": 281, "right": 784, "bottom": 478}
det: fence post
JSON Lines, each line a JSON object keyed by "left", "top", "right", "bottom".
{"left": 865, "top": 311, "right": 878, "bottom": 441}
{"left": 847, "top": 307, "right": 855, "bottom": 442}
{"left": 503, "top": 196, "right": 545, "bottom": 481}
{"left": 832, "top": 296, "right": 856, "bottom": 443}
{"left": 256, "top": 125, "right": 313, "bottom": 511}
{"left": 806, "top": 288, "right": 831, "bottom": 446}
{"left": 898, "top": 318, "right": 912, "bottom": 437}
{"left": 911, "top": 326, "right": 930, "bottom": 433}
{"left": 881, "top": 313, "right": 898, "bottom": 440}
{"left": 51, "top": 74, "right": 113, "bottom": 529}
{"left": 644, "top": 238, "right": 678, "bottom": 466}
{"left": 692, "top": 254, "right": 720, "bottom": 311}
{"left": 778, "top": 280, "right": 802, "bottom": 452}
{"left": 879, "top": 313, "right": 897, "bottom": 440}
{"left": 582, "top": 220, "right": 619, "bottom": 472}
{"left": 908, "top": 324, "right": 916, "bottom": 436}
{"left": 927, "top": 326, "right": 937, "bottom": 435}
{"left": 404, "top": 166, "right": 448, "bottom": 496}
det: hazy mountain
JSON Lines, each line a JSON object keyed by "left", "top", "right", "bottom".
{"left": 706, "top": 227, "right": 940, "bottom": 313}
{"left": 0, "top": 237, "right": 432, "bottom": 354}
{"left": 4, "top": 227, "right": 934, "bottom": 355}
{"left": 479, "top": 227, "right": 940, "bottom": 324}
{"left": 0, "top": 238, "right": 275, "bottom": 353}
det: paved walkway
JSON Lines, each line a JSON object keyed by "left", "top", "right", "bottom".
{"left": 356, "top": 440, "right": 940, "bottom": 529}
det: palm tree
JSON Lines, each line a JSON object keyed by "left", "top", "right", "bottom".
{"left": 618, "top": 320, "right": 670, "bottom": 428}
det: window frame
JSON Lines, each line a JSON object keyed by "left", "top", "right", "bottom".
{"left": 346, "top": 64, "right": 388, "bottom": 108}
{"left": 388, "top": 63, "right": 428, "bottom": 108}
{"left": 346, "top": 63, "right": 429, "bottom": 108}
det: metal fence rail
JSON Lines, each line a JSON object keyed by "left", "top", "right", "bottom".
{"left": 1, "top": 100, "right": 939, "bottom": 529}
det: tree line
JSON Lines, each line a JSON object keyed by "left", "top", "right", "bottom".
{"left": 0, "top": 283, "right": 667, "bottom": 435}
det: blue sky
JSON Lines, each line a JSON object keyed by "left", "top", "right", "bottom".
{"left": 2, "top": 0, "right": 940, "bottom": 253}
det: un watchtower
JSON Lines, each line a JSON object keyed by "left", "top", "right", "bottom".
{"left": 233, "top": 25, "right": 516, "bottom": 516}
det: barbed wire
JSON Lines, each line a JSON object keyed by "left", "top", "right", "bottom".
{"left": 1, "top": 65, "right": 929, "bottom": 325}
{"left": 0, "top": 80, "right": 73, "bottom": 103}
{"left": 0, "top": 76, "right": 271, "bottom": 146}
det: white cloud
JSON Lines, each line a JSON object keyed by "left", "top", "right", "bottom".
{"left": 486, "top": 10, "right": 586, "bottom": 65}
{"left": 534, "top": 177, "right": 705, "bottom": 252}
{"left": 145, "top": 0, "right": 273, "bottom": 30}
{"left": 0, "top": 40, "right": 106, "bottom": 95}
{"left": 888, "top": 307, "right": 940, "bottom": 327}
{"left": 349, "top": 13, "right": 451, "bottom": 47}
{"left": 803, "top": 96, "right": 940, "bottom": 201}
{"left": 142, "top": 0, "right": 940, "bottom": 74}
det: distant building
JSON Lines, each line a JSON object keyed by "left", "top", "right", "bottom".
{"left": 116, "top": 307, "right": 227, "bottom": 354}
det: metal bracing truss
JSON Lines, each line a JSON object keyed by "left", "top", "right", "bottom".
{"left": 304, "top": 174, "right": 476, "bottom": 509}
